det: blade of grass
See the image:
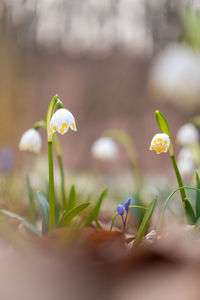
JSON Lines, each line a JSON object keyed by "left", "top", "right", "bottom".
{"left": 133, "top": 197, "right": 157, "bottom": 247}
{"left": 59, "top": 202, "right": 91, "bottom": 227}
{"left": 85, "top": 189, "right": 107, "bottom": 227}
{"left": 37, "top": 191, "right": 49, "bottom": 236}
{"left": 66, "top": 184, "right": 76, "bottom": 212}
{"left": 0, "top": 209, "right": 41, "bottom": 237}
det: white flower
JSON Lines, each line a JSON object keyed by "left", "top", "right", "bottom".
{"left": 149, "top": 133, "right": 170, "bottom": 154}
{"left": 176, "top": 123, "right": 199, "bottom": 146}
{"left": 177, "top": 147, "right": 195, "bottom": 176}
{"left": 49, "top": 108, "right": 77, "bottom": 136}
{"left": 150, "top": 44, "right": 200, "bottom": 109}
{"left": 91, "top": 137, "right": 118, "bottom": 160}
{"left": 19, "top": 129, "right": 42, "bottom": 154}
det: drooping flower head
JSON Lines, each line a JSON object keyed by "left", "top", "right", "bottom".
{"left": 19, "top": 129, "right": 42, "bottom": 154}
{"left": 117, "top": 204, "right": 124, "bottom": 216}
{"left": 124, "top": 198, "right": 131, "bottom": 211}
{"left": 49, "top": 108, "right": 77, "bottom": 136}
{"left": 150, "top": 133, "right": 170, "bottom": 154}
{"left": 91, "top": 137, "right": 118, "bottom": 160}
{"left": 176, "top": 123, "right": 199, "bottom": 146}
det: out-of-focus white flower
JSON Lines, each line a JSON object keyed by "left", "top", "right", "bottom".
{"left": 49, "top": 108, "right": 77, "bottom": 136}
{"left": 19, "top": 129, "right": 42, "bottom": 154}
{"left": 149, "top": 133, "right": 170, "bottom": 154}
{"left": 91, "top": 137, "right": 118, "bottom": 160}
{"left": 176, "top": 123, "right": 199, "bottom": 146}
{"left": 177, "top": 147, "right": 195, "bottom": 176}
{"left": 178, "top": 147, "right": 194, "bottom": 162}
{"left": 150, "top": 44, "right": 200, "bottom": 109}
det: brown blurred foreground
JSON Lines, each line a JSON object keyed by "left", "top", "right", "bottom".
{"left": 0, "top": 223, "right": 200, "bottom": 300}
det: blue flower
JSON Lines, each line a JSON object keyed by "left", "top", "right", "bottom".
{"left": 117, "top": 204, "right": 124, "bottom": 216}
{"left": 124, "top": 198, "right": 131, "bottom": 211}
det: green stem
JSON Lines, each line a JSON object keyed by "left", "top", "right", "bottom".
{"left": 170, "top": 154, "right": 187, "bottom": 207}
{"left": 110, "top": 213, "right": 118, "bottom": 231}
{"left": 48, "top": 141, "right": 55, "bottom": 231}
{"left": 33, "top": 120, "right": 67, "bottom": 210}
{"left": 46, "top": 95, "right": 63, "bottom": 232}
{"left": 53, "top": 134, "right": 66, "bottom": 209}
{"left": 58, "top": 155, "right": 66, "bottom": 209}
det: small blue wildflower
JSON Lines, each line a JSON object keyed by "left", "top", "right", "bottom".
{"left": 117, "top": 204, "right": 124, "bottom": 216}
{"left": 124, "top": 198, "right": 131, "bottom": 211}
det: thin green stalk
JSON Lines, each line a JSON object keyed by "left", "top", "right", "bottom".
{"left": 110, "top": 213, "right": 118, "bottom": 231}
{"left": 58, "top": 155, "right": 66, "bottom": 209}
{"left": 48, "top": 141, "right": 55, "bottom": 231}
{"left": 33, "top": 120, "right": 67, "bottom": 210}
{"left": 46, "top": 95, "right": 63, "bottom": 232}
{"left": 170, "top": 154, "right": 187, "bottom": 207}
{"left": 53, "top": 134, "right": 66, "bottom": 209}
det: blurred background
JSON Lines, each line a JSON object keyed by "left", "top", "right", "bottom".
{"left": 1, "top": 0, "right": 200, "bottom": 194}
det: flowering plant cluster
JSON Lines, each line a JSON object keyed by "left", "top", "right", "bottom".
{"left": 2, "top": 94, "right": 199, "bottom": 248}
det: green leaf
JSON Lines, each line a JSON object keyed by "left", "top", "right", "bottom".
{"left": 36, "top": 191, "right": 49, "bottom": 236}
{"left": 133, "top": 197, "right": 157, "bottom": 246}
{"left": 130, "top": 195, "right": 145, "bottom": 224}
{"left": 195, "top": 170, "right": 200, "bottom": 218}
{"left": 67, "top": 185, "right": 76, "bottom": 212}
{"left": 85, "top": 189, "right": 107, "bottom": 227}
{"left": 155, "top": 110, "right": 171, "bottom": 137}
{"left": 59, "top": 202, "right": 91, "bottom": 227}
{"left": 184, "top": 198, "right": 196, "bottom": 224}
{"left": 55, "top": 201, "right": 61, "bottom": 226}
{"left": 0, "top": 209, "right": 41, "bottom": 237}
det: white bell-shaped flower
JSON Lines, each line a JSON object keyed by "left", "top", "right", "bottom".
{"left": 49, "top": 108, "right": 77, "bottom": 136}
{"left": 19, "top": 129, "right": 42, "bottom": 154}
{"left": 177, "top": 147, "right": 195, "bottom": 176}
{"left": 150, "top": 133, "right": 170, "bottom": 154}
{"left": 150, "top": 44, "right": 200, "bottom": 109}
{"left": 91, "top": 137, "right": 118, "bottom": 160}
{"left": 176, "top": 123, "right": 199, "bottom": 146}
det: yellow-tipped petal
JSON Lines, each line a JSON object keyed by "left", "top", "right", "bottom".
{"left": 62, "top": 123, "right": 68, "bottom": 129}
